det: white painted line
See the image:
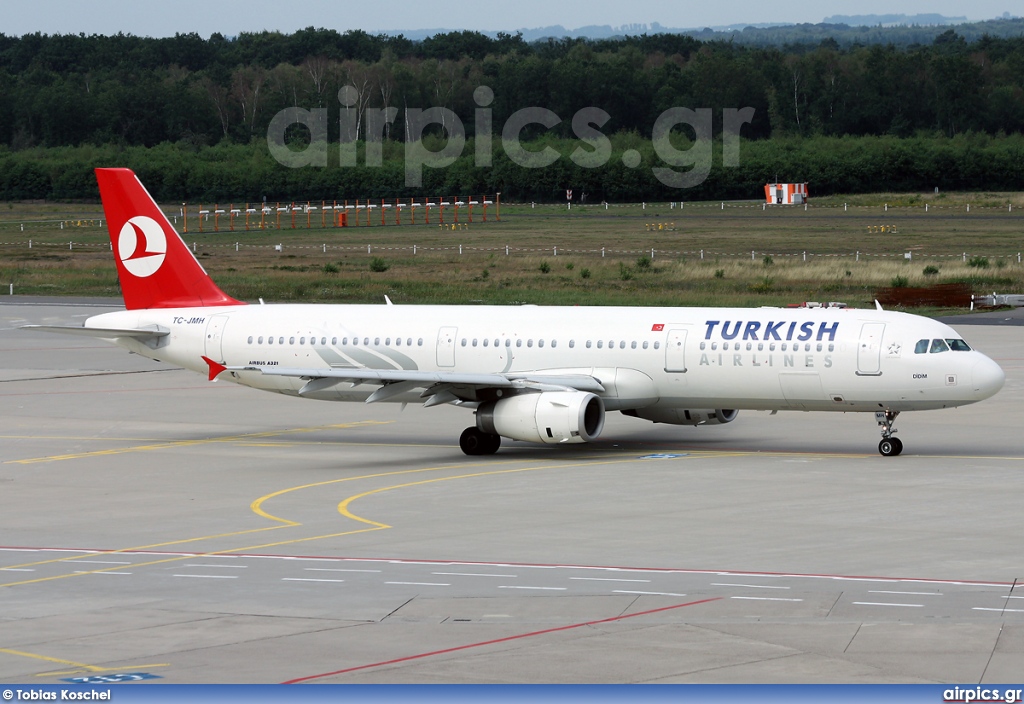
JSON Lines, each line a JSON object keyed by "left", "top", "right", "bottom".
{"left": 712, "top": 583, "right": 790, "bottom": 590}
{"left": 1005, "top": 595, "right": 1024, "bottom": 599}
{"left": 613, "top": 590, "right": 687, "bottom": 597}
{"left": 73, "top": 571, "right": 132, "bottom": 575}
{"left": 973, "top": 607, "right": 1024, "bottom": 613}
{"left": 385, "top": 582, "right": 450, "bottom": 586}
{"left": 173, "top": 574, "right": 238, "bottom": 579}
{"left": 869, "top": 590, "right": 942, "bottom": 596}
{"left": 184, "top": 564, "right": 248, "bottom": 569}
{"left": 432, "top": 572, "right": 518, "bottom": 578}
{"left": 74, "top": 560, "right": 132, "bottom": 565}
{"left": 283, "top": 578, "right": 345, "bottom": 583}
{"left": 570, "top": 577, "right": 651, "bottom": 583}
{"left": 498, "top": 585, "right": 566, "bottom": 591}
{"left": 730, "top": 596, "right": 804, "bottom": 602}
{"left": 305, "top": 568, "right": 381, "bottom": 573}
{"left": 0, "top": 549, "right": 38, "bottom": 552}
{"left": 0, "top": 568, "right": 34, "bottom": 572}
{"left": 852, "top": 602, "right": 923, "bottom": 608}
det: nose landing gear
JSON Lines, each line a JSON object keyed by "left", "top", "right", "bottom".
{"left": 876, "top": 410, "right": 903, "bottom": 456}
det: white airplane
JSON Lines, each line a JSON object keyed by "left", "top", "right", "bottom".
{"left": 27, "top": 168, "right": 1005, "bottom": 457}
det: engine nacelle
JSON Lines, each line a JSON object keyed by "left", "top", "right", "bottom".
{"left": 621, "top": 408, "right": 739, "bottom": 426}
{"left": 477, "top": 391, "right": 605, "bottom": 444}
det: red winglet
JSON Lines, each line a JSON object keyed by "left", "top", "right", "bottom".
{"left": 202, "top": 356, "right": 227, "bottom": 381}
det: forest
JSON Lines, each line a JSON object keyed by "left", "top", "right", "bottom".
{"left": 0, "top": 26, "right": 1022, "bottom": 201}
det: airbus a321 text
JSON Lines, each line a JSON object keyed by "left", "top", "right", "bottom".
{"left": 26, "top": 169, "right": 1005, "bottom": 457}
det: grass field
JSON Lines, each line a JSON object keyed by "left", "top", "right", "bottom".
{"left": 1, "top": 195, "right": 1022, "bottom": 311}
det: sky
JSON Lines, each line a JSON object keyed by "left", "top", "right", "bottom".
{"left": 0, "top": 0, "right": 1016, "bottom": 37}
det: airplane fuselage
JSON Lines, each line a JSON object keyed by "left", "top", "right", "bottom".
{"left": 86, "top": 303, "right": 1004, "bottom": 414}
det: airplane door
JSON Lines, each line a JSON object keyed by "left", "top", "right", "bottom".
{"left": 436, "top": 326, "right": 457, "bottom": 367}
{"left": 857, "top": 322, "right": 885, "bottom": 376}
{"left": 204, "top": 314, "right": 229, "bottom": 361}
{"left": 664, "top": 327, "right": 688, "bottom": 373}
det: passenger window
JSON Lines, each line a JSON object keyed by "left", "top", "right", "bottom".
{"left": 385, "top": 338, "right": 391, "bottom": 346}
{"left": 723, "top": 342, "right": 730, "bottom": 351}
{"left": 289, "top": 337, "right": 295, "bottom": 345}
{"left": 746, "top": 342, "right": 752, "bottom": 351}
{"left": 516, "top": 339, "right": 522, "bottom": 348}
{"left": 538, "top": 339, "right": 544, "bottom": 348}
{"left": 642, "top": 341, "right": 649, "bottom": 350}
{"left": 828, "top": 343, "right": 834, "bottom": 352}
{"left": 395, "top": 338, "right": 402, "bottom": 346}
{"left": 363, "top": 337, "right": 369, "bottom": 346}
{"left": 757, "top": 343, "right": 763, "bottom": 351}
{"left": 619, "top": 341, "right": 626, "bottom": 349}
{"left": 597, "top": 341, "right": 604, "bottom": 349}
{"left": 268, "top": 337, "right": 274, "bottom": 345}
{"left": 653, "top": 341, "right": 660, "bottom": 350}
{"left": 482, "top": 339, "right": 488, "bottom": 347}
{"left": 374, "top": 338, "right": 380, "bottom": 346}
{"left": 769, "top": 343, "right": 775, "bottom": 351}
{"left": 504, "top": 339, "right": 510, "bottom": 347}
{"left": 781, "top": 343, "right": 787, "bottom": 351}
{"left": 631, "top": 341, "right": 637, "bottom": 349}
{"left": 247, "top": 336, "right": 253, "bottom": 344}
{"left": 331, "top": 337, "right": 337, "bottom": 345}
{"left": 551, "top": 340, "right": 557, "bottom": 348}
{"left": 299, "top": 337, "right": 305, "bottom": 345}
{"left": 258, "top": 336, "right": 263, "bottom": 344}
{"left": 586, "top": 341, "right": 592, "bottom": 348}
{"left": 461, "top": 339, "right": 467, "bottom": 347}
{"left": 472, "top": 339, "right": 478, "bottom": 347}
{"left": 418, "top": 338, "right": 423, "bottom": 346}
{"left": 700, "top": 342, "right": 706, "bottom": 350}
{"left": 527, "top": 339, "right": 533, "bottom": 348}
{"left": 711, "top": 342, "right": 718, "bottom": 351}
{"left": 930, "top": 339, "right": 949, "bottom": 353}
{"left": 816, "top": 343, "right": 822, "bottom": 352}
{"left": 915, "top": 339, "right": 929, "bottom": 354}
{"left": 569, "top": 340, "right": 575, "bottom": 348}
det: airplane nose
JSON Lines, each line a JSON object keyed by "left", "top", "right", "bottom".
{"left": 972, "top": 356, "right": 1005, "bottom": 400}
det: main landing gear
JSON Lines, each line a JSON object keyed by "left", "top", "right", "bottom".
{"left": 460, "top": 427, "right": 501, "bottom": 456}
{"left": 875, "top": 410, "right": 903, "bottom": 456}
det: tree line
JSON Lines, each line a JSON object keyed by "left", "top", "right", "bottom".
{"left": 2, "top": 133, "right": 1021, "bottom": 203}
{"left": 0, "top": 28, "right": 1023, "bottom": 151}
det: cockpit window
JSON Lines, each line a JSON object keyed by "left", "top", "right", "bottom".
{"left": 930, "top": 339, "right": 949, "bottom": 353}
{"left": 947, "top": 339, "right": 971, "bottom": 351}
{"left": 915, "top": 339, "right": 929, "bottom": 354}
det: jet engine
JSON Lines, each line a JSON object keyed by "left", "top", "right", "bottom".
{"left": 476, "top": 391, "right": 605, "bottom": 444}
{"left": 621, "top": 408, "right": 739, "bottom": 426}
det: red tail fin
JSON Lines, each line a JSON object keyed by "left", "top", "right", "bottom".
{"left": 95, "top": 168, "right": 242, "bottom": 310}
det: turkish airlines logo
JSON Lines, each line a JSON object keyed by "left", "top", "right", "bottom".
{"left": 118, "top": 216, "right": 166, "bottom": 278}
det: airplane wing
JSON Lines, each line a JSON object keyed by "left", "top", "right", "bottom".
{"left": 228, "top": 364, "right": 606, "bottom": 405}
{"left": 21, "top": 324, "right": 170, "bottom": 340}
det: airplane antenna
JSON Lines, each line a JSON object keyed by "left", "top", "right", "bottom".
{"left": 385, "top": 295, "right": 394, "bottom": 306}
{"left": 874, "top": 300, "right": 883, "bottom": 311}
{"left": 259, "top": 298, "right": 265, "bottom": 305}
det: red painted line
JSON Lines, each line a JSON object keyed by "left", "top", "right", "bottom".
{"left": 280, "top": 597, "right": 722, "bottom": 684}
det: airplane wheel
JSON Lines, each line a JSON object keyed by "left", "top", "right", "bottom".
{"left": 878, "top": 438, "right": 903, "bottom": 457}
{"left": 460, "top": 427, "right": 500, "bottom": 456}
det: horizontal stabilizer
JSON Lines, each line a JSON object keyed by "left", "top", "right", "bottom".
{"left": 21, "top": 324, "right": 169, "bottom": 340}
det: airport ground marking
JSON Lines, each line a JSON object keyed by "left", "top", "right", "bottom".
{"left": 5, "top": 420, "right": 392, "bottom": 465}
{"left": 282, "top": 596, "right": 723, "bottom": 683}
{"left": 0, "top": 647, "right": 168, "bottom": 678}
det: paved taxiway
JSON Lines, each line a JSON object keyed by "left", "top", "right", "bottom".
{"left": 1, "top": 298, "right": 1022, "bottom": 683}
